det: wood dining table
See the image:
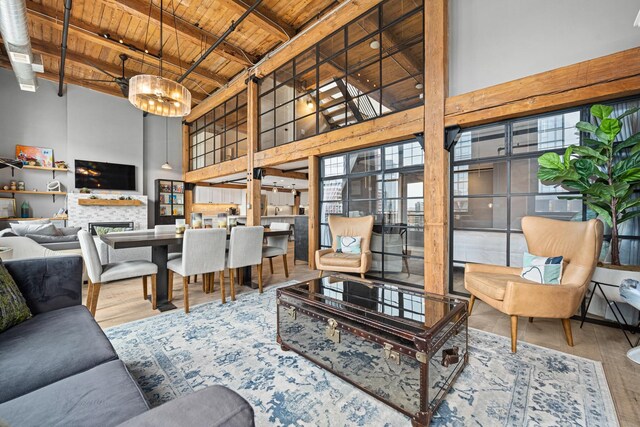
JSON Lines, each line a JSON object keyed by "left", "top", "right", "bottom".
{"left": 100, "top": 228, "right": 291, "bottom": 311}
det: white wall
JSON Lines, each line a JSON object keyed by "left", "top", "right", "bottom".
{"left": 0, "top": 68, "right": 183, "bottom": 222}
{"left": 449, "top": 0, "right": 640, "bottom": 95}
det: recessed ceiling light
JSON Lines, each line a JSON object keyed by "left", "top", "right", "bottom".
{"left": 415, "top": 83, "right": 424, "bottom": 90}
{"left": 369, "top": 40, "right": 380, "bottom": 49}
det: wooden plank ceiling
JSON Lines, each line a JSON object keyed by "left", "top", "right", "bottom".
{"left": 0, "top": 0, "right": 340, "bottom": 104}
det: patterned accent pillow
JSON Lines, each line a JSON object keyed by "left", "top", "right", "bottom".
{"left": 336, "top": 235, "right": 362, "bottom": 254}
{"left": 520, "top": 252, "right": 563, "bottom": 284}
{"left": 0, "top": 261, "right": 32, "bottom": 332}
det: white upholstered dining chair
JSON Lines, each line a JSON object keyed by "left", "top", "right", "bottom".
{"left": 167, "top": 228, "right": 227, "bottom": 313}
{"left": 227, "top": 226, "right": 264, "bottom": 299}
{"left": 78, "top": 230, "right": 158, "bottom": 316}
{"left": 262, "top": 222, "right": 290, "bottom": 278}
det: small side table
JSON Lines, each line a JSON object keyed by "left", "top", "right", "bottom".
{"left": 580, "top": 280, "right": 639, "bottom": 347}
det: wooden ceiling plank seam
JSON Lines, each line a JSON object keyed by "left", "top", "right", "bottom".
{"left": 98, "top": 0, "right": 257, "bottom": 66}
{"left": 25, "top": 3, "right": 229, "bottom": 87}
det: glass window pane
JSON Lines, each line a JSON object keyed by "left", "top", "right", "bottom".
{"left": 511, "top": 195, "right": 582, "bottom": 230}
{"left": 260, "top": 110, "right": 274, "bottom": 132}
{"left": 319, "top": 59, "right": 345, "bottom": 88}
{"left": 349, "top": 61, "right": 381, "bottom": 92}
{"left": 510, "top": 233, "right": 528, "bottom": 267}
{"left": 383, "top": 0, "right": 421, "bottom": 27}
{"left": 259, "top": 73, "right": 274, "bottom": 95}
{"left": 347, "top": 37, "right": 380, "bottom": 75}
{"left": 237, "top": 139, "right": 247, "bottom": 156}
{"left": 511, "top": 158, "right": 571, "bottom": 194}
{"left": 260, "top": 130, "right": 274, "bottom": 150}
{"left": 296, "top": 47, "right": 316, "bottom": 73}
{"left": 512, "top": 111, "right": 580, "bottom": 154}
{"left": 320, "top": 224, "right": 332, "bottom": 247}
{"left": 349, "top": 200, "right": 381, "bottom": 218}
{"left": 260, "top": 91, "right": 274, "bottom": 115}
{"left": 275, "top": 124, "right": 294, "bottom": 146}
{"left": 321, "top": 178, "right": 346, "bottom": 201}
{"left": 295, "top": 114, "right": 317, "bottom": 140}
{"left": 321, "top": 202, "right": 345, "bottom": 223}
{"left": 384, "top": 171, "right": 423, "bottom": 199}
{"left": 275, "top": 61, "right": 294, "bottom": 85}
{"left": 348, "top": 9, "right": 378, "bottom": 45}
{"left": 225, "top": 96, "right": 237, "bottom": 112}
{"left": 349, "top": 148, "right": 381, "bottom": 173}
{"left": 298, "top": 67, "right": 317, "bottom": 92}
{"left": 380, "top": 77, "right": 422, "bottom": 113}
{"left": 214, "top": 104, "right": 224, "bottom": 118}
{"left": 323, "top": 156, "right": 345, "bottom": 177}
{"left": 205, "top": 138, "right": 214, "bottom": 153}
{"left": 453, "top": 196, "right": 507, "bottom": 229}
{"left": 275, "top": 102, "right": 294, "bottom": 127}
{"left": 205, "top": 152, "right": 214, "bottom": 166}
{"left": 453, "top": 230, "right": 507, "bottom": 265}
{"left": 349, "top": 174, "right": 381, "bottom": 200}
{"left": 319, "top": 29, "right": 345, "bottom": 61}
{"left": 454, "top": 125, "right": 507, "bottom": 161}
{"left": 275, "top": 82, "right": 295, "bottom": 107}
{"left": 237, "top": 91, "right": 247, "bottom": 107}
{"left": 453, "top": 162, "right": 507, "bottom": 196}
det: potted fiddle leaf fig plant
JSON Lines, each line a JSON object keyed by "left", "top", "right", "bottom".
{"left": 537, "top": 104, "right": 640, "bottom": 290}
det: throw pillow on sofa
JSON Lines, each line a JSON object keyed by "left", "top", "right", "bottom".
{"left": 25, "top": 234, "right": 80, "bottom": 244}
{"left": 336, "top": 235, "right": 362, "bottom": 254}
{"left": 0, "top": 260, "right": 31, "bottom": 332}
{"left": 10, "top": 223, "right": 60, "bottom": 237}
{"left": 58, "top": 226, "right": 82, "bottom": 236}
{"left": 520, "top": 252, "right": 563, "bottom": 284}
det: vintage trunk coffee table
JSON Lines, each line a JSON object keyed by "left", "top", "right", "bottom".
{"left": 276, "top": 275, "right": 468, "bottom": 426}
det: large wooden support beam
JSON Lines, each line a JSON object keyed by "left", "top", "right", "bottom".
{"left": 246, "top": 79, "right": 261, "bottom": 226}
{"left": 254, "top": 106, "right": 423, "bottom": 167}
{"left": 423, "top": 0, "right": 448, "bottom": 296}
{"left": 217, "top": 0, "right": 295, "bottom": 42}
{"left": 26, "top": 2, "right": 226, "bottom": 88}
{"left": 99, "top": 0, "right": 256, "bottom": 67}
{"left": 445, "top": 46, "right": 640, "bottom": 128}
{"left": 261, "top": 167, "right": 308, "bottom": 181}
{"left": 308, "top": 156, "right": 320, "bottom": 270}
{"left": 184, "top": 156, "right": 247, "bottom": 182}
{"left": 182, "top": 124, "right": 190, "bottom": 181}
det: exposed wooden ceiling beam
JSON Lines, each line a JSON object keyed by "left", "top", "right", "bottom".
{"left": 24, "top": 38, "right": 207, "bottom": 103}
{"left": 261, "top": 167, "right": 308, "bottom": 180}
{"left": 0, "top": 56, "right": 127, "bottom": 99}
{"left": 216, "top": 0, "right": 295, "bottom": 42}
{"left": 98, "top": 0, "right": 256, "bottom": 67}
{"left": 26, "top": 1, "right": 228, "bottom": 88}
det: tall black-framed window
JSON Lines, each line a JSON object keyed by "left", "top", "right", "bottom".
{"left": 449, "top": 98, "right": 640, "bottom": 296}
{"left": 319, "top": 138, "right": 425, "bottom": 287}
{"left": 188, "top": 91, "right": 248, "bottom": 171}
{"left": 259, "top": 0, "right": 424, "bottom": 151}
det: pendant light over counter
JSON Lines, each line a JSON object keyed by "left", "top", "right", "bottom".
{"left": 128, "top": 0, "right": 191, "bottom": 117}
{"left": 161, "top": 117, "right": 173, "bottom": 170}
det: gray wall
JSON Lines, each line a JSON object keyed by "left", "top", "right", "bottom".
{"left": 0, "top": 68, "right": 182, "bottom": 223}
{"left": 143, "top": 114, "right": 183, "bottom": 226}
{"left": 449, "top": 0, "right": 640, "bottom": 95}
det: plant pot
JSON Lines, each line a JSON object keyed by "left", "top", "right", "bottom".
{"left": 590, "top": 264, "right": 640, "bottom": 303}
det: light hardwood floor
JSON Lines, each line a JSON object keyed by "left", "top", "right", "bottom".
{"left": 88, "top": 245, "right": 639, "bottom": 426}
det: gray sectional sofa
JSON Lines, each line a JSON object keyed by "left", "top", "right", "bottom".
{"left": 0, "top": 255, "right": 254, "bottom": 427}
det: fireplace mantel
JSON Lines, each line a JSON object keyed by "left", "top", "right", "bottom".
{"left": 67, "top": 194, "right": 148, "bottom": 231}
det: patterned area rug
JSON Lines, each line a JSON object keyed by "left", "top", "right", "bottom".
{"left": 105, "top": 282, "right": 619, "bottom": 426}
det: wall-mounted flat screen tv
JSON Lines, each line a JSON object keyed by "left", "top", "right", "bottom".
{"left": 75, "top": 160, "right": 136, "bottom": 191}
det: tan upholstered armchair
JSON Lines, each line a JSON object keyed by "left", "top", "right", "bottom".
{"left": 315, "top": 215, "right": 374, "bottom": 279}
{"left": 465, "top": 216, "right": 603, "bottom": 352}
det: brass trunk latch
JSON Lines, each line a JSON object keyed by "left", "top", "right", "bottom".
{"left": 325, "top": 318, "right": 340, "bottom": 344}
{"left": 285, "top": 306, "right": 296, "bottom": 320}
{"left": 383, "top": 343, "right": 400, "bottom": 365}
{"left": 441, "top": 346, "right": 460, "bottom": 367}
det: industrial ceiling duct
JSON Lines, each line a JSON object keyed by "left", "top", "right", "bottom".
{"left": 0, "top": 0, "right": 38, "bottom": 92}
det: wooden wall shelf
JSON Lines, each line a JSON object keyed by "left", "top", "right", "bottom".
{"left": 78, "top": 199, "right": 143, "bottom": 206}
{"left": 21, "top": 165, "right": 70, "bottom": 172}
{"left": 4, "top": 216, "right": 68, "bottom": 221}
{"left": 0, "top": 190, "right": 66, "bottom": 195}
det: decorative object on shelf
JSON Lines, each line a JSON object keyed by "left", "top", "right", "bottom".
{"left": 175, "top": 219, "right": 186, "bottom": 234}
{"left": 20, "top": 201, "right": 29, "bottom": 218}
{"left": 0, "top": 199, "right": 17, "bottom": 218}
{"left": 272, "top": 182, "right": 278, "bottom": 193}
{"left": 16, "top": 181, "right": 25, "bottom": 191}
{"left": 79, "top": 187, "right": 91, "bottom": 194}
{"left": 161, "top": 118, "right": 172, "bottom": 170}
{"left": 2, "top": 186, "right": 7, "bottom": 191}
{"left": 128, "top": 0, "right": 191, "bottom": 117}
{"left": 9, "top": 181, "right": 16, "bottom": 191}
{"left": 191, "top": 212, "right": 203, "bottom": 229}
{"left": 156, "top": 179, "right": 185, "bottom": 224}
{"left": 15, "top": 145, "right": 54, "bottom": 168}
{"left": 54, "top": 161, "right": 68, "bottom": 169}
{"left": 291, "top": 184, "right": 296, "bottom": 195}
{"left": 47, "top": 180, "right": 61, "bottom": 192}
